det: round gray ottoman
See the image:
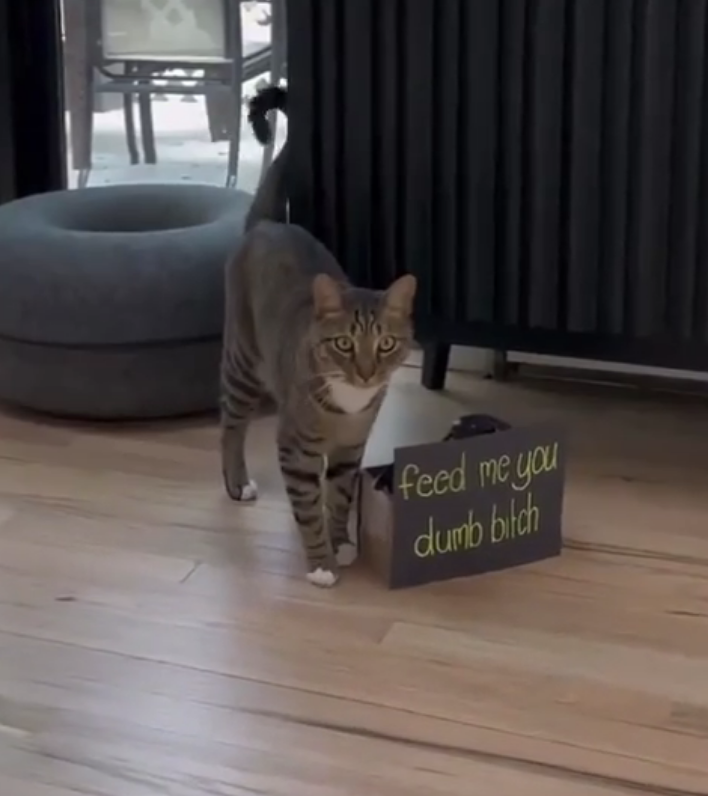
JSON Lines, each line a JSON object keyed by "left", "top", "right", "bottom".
{"left": 0, "top": 183, "right": 250, "bottom": 419}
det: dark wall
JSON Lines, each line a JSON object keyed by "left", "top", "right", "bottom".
{"left": 287, "top": 0, "right": 708, "bottom": 370}
{"left": 0, "top": 0, "right": 66, "bottom": 202}
{"left": 0, "top": 0, "right": 16, "bottom": 203}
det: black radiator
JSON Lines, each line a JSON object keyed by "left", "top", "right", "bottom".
{"left": 287, "top": 0, "right": 708, "bottom": 379}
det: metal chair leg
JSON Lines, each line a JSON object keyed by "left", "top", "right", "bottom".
{"left": 137, "top": 89, "right": 156, "bottom": 164}
{"left": 135, "top": 64, "right": 157, "bottom": 164}
{"left": 225, "top": 85, "right": 242, "bottom": 188}
{"left": 225, "top": 0, "right": 244, "bottom": 188}
{"left": 205, "top": 65, "right": 232, "bottom": 142}
{"left": 123, "top": 87, "right": 140, "bottom": 165}
{"left": 77, "top": 168, "right": 91, "bottom": 189}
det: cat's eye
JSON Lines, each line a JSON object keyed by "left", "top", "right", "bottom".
{"left": 378, "top": 335, "right": 398, "bottom": 354}
{"left": 332, "top": 336, "right": 354, "bottom": 354}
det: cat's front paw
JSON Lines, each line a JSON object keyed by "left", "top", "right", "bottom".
{"left": 224, "top": 476, "right": 259, "bottom": 502}
{"left": 306, "top": 565, "right": 340, "bottom": 588}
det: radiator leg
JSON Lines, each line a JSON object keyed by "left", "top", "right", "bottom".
{"left": 489, "top": 350, "right": 518, "bottom": 382}
{"left": 421, "top": 343, "right": 451, "bottom": 391}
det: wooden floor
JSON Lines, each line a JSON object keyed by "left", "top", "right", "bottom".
{"left": 1, "top": 366, "right": 708, "bottom": 795}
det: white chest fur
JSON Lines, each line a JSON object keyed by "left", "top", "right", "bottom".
{"left": 327, "top": 380, "right": 381, "bottom": 414}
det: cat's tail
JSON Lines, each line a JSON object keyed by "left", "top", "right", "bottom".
{"left": 244, "top": 85, "right": 289, "bottom": 232}
{"left": 248, "top": 84, "right": 287, "bottom": 145}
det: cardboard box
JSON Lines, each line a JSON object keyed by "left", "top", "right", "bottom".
{"left": 356, "top": 415, "right": 566, "bottom": 589}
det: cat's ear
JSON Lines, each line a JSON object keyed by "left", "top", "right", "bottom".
{"left": 384, "top": 274, "right": 417, "bottom": 316}
{"left": 312, "top": 273, "right": 344, "bottom": 317}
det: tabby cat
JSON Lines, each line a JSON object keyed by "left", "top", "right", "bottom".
{"left": 221, "top": 85, "right": 417, "bottom": 587}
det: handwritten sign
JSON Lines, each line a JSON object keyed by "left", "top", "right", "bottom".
{"left": 386, "top": 424, "right": 565, "bottom": 588}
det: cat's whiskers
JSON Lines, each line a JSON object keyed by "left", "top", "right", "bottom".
{"left": 303, "top": 374, "right": 342, "bottom": 396}
{"left": 303, "top": 372, "right": 345, "bottom": 396}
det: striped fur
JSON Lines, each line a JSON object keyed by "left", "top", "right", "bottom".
{"left": 221, "top": 85, "right": 417, "bottom": 587}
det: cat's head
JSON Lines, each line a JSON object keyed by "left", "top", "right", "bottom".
{"left": 310, "top": 273, "right": 417, "bottom": 389}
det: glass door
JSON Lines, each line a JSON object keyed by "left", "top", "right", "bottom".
{"left": 59, "top": 0, "right": 286, "bottom": 191}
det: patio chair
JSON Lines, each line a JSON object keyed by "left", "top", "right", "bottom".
{"left": 62, "top": 0, "right": 286, "bottom": 188}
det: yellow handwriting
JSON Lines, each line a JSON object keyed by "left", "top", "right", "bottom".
{"left": 490, "top": 491, "right": 540, "bottom": 542}
{"left": 512, "top": 444, "right": 558, "bottom": 491}
{"left": 478, "top": 454, "right": 511, "bottom": 487}
{"left": 398, "top": 453, "right": 466, "bottom": 500}
{"left": 413, "top": 511, "right": 484, "bottom": 557}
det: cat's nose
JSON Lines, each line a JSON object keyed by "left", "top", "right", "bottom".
{"left": 356, "top": 363, "right": 376, "bottom": 382}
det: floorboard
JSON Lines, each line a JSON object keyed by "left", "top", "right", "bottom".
{"left": 0, "top": 367, "right": 707, "bottom": 794}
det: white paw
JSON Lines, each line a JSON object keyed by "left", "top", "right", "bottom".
{"left": 306, "top": 568, "right": 339, "bottom": 588}
{"left": 336, "top": 542, "right": 358, "bottom": 567}
{"left": 235, "top": 479, "right": 258, "bottom": 501}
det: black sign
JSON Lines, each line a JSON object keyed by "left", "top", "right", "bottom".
{"left": 389, "top": 423, "right": 565, "bottom": 588}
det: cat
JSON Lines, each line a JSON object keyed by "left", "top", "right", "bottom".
{"left": 221, "top": 84, "right": 417, "bottom": 587}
